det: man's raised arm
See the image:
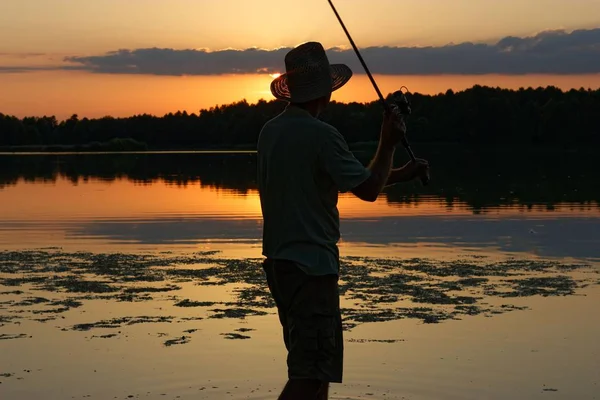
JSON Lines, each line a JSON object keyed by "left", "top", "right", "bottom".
{"left": 351, "top": 111, "right": 406, "bottom": 202}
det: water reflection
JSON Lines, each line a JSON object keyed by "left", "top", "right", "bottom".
{"left": 1, "top": 149, "right": 598, "bottom": 211}
{"left": 1, "top": 151, "right": 598, "bottom": 261}
{"left": 1, "top": 151, "right": 599, "bottom": 400}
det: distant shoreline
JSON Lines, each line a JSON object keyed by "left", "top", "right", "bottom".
{"left": 2, "top": 86, "right": 599, "bottom": 150}
{"left": 0, "top": 141, "right": 590, "bottom": 155}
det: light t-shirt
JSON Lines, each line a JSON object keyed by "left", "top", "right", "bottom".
{"left": 257, "top": 104, "right": 371, "bottom": 275}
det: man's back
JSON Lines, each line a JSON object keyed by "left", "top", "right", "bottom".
{"left": 257, "top": 105, "right": 370, "bottom": 275}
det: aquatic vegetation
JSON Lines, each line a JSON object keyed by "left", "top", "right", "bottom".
{"left": 209, "top": 308, "right": 268, "bottom": 319}
{"left": 69, "top": 316, "right": 175, "bottom": 331}
{"left": 347, "top": 339, "right": 404, "bottom": 343}
{"left": 91, "top": 333, "right": 119, "bottom": 339}
{"left": 163, "top": 336, "right": 191, "bottom": 346}
{"left": 174, "top": 300, "right": 217, "bottom": 307}
{"left": 0, "top": 249, "right": 598, "bottom": 344}
{"left": 221, "top": 332, "right": 251, "bottom": 340}
{"left": 124, "top": 285, "right": 181, "bottom": 293}
{"left": 0, "top": 333, "right": 29, "bottom": 340}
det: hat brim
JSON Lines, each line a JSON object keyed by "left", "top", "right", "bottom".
{"left": 270, "top": 64, "right": 352, "bottom": 102}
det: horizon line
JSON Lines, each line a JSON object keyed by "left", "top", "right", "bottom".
{"left": 2, "top": 83, "right": 598, "bottom": 121}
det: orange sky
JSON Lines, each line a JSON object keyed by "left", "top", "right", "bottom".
{"left": 2, "top": 0, "right": 600, "bottom": 118}
{"left": 3, "top": 0, "right": 600, "bottom": 53}
{"left": 2, "top": 71, "right": 600, "bottom": 119}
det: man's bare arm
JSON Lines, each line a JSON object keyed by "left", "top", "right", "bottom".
{"left": 351, "top": 111, "right": 404, "bottom": 202}
{"left": 351, "top": 140, "right": 396, "bottom": 202}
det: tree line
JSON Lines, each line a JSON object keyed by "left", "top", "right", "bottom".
{"left": 1, "top": 85, "right": 599, "bottom": 149}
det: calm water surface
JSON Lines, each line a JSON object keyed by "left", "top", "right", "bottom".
{"left": 1, "top": 150, "right": 598, "bottom": 260}
{"left": 0, "top": 150, "right": 599, "bottom": 400}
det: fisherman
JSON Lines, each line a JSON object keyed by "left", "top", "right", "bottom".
{"left": 257, "top": 41, "right": 429, "bottom": 400}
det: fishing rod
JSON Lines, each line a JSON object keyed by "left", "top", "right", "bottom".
{"left": 326, "top": 0, "right": 430, "bottom": 185}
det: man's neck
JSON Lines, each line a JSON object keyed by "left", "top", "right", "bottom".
{"left": 288, "top": 102, "right": 320, "bottom": 118}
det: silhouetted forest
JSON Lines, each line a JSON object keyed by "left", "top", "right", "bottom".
{"left": 1, "top": 85, "right": 599, "bottom": 150}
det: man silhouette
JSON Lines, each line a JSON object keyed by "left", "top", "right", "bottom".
{"left": 257, "top": 41, "right": 429, "bottom": 400}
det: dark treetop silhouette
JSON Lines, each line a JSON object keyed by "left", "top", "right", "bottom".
{"left": 1, "top": 85, "right": 599, "bottom": 150}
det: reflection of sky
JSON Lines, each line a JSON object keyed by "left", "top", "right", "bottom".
{"left": 3, "top": 214, "right": 598, "bottom": 262}
{"left": 2, "top": 176, "right": 599, "bottom": 262}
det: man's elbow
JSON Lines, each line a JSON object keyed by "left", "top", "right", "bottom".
{"left": 361, "top": 191, "right": 379, "bottom": 202}
{"left": 351, "top": 185, "right": 379, "bottom": 202}
{"left": 351, "top": 174, "right": 387, "bottom": 202}
{"left": 355, "top": 193, "right": 378, "bottom": 203}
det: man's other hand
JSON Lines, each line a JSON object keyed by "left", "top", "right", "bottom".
{"left": 403, "top": 158, "right": 430, "bottom": 181}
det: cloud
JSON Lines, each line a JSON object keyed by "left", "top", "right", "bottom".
{"left": 64, "top": 47, "right": 289, "bottom": 75}
{"left": 3, "top": 28, "right": 600, "bottom": 75}
{"left": 0, "top": 65, "right": 82, "bottom": 73}
{"left": 0, "top": 52, "right": 47, "bottom": 58}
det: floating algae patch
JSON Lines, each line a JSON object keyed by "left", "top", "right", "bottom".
{"left": 1, "top": 249, "right": 598, "bottom": 339}
{"left": 488, "top": 304, "right": 530, "bottom": 315}
{"left": 13, "top": 297, "right": 50, "bottom": 306}
{"left": 337, "top": 255, "right": 598, "bottom": 326}
{"left": 235, "top": 328, "right": 255, "bottom": 333}
{"left": 18, "top": 297, "right": 83, "bottom": 316}
{"left": 70, "top": 316, "right": 175, "bottom": 331}
{"left": 209, "top": 308, "right": 268, "bottom": 319}
{"left": 0, "top": 315, "right": 21, "bottom": 326}
{"left": 40, "top": 276, "right": 121, "bottom": 293}
{"left": 48, "top": 298, "right": 83, "bottom": 308}
{"left": 115, "top": 292, "right": 154, "bottom": 302}
{"left": 174, "top": 299, "right": 217, "bottom": 307}
{"left": 91, "top": 333, "right": 119, "bottom": 339}
{"left": 32, "top": 316, "right": 58, "bottom": 323}
{"left": 368, "top": 257, "right": 581, "bottom": 278}
{"left": 124, "top": 284, "right": 181, "bottom": 293}
{"left": 180, "top": 317, "right": 204, "bottom": 322}
{"left": 221, "top": 332, "right": 251, "bottom": 340}
{"left": 341, "top": 306, "right": 456, "bottom": 330}
{"left": 485, "top": 276, "right": 580, "bottom": 297}
{"left": 1, "top": 276, "right": 47, "bottom": 286}
{"left": 348, "top": 339, "right": 404, "bottom": 343}
{"left": 164, "top": 336, "right": 191, "bottom": 346}
{"left": 31, "top": 306, "right": 70, "bottom": 314}
{"left": 0, "top": 333, "right": 29, "bottom": 340}
{"left": 233, "top": 286, "right": 276, "bottom": 308}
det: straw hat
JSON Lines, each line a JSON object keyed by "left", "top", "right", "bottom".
{"left": 270, "top": 42, "right": 352, "bottom": 103}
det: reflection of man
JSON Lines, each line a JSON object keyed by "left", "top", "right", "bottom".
{"left": 257, "top": 42, "right": 429, "bottom": 399}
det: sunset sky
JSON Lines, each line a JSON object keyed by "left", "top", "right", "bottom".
{"left": 2, "top": 0, "right": 600, "bottom": 118}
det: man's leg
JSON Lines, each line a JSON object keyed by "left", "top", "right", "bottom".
{"left": 278, "top": 379, "right": 328, "bottom": 400}
{"left": 263, "top": 260, "right": 342, "bottom": 399}
{"left": 317, "top": 381, "right": 329, "bottom": 400}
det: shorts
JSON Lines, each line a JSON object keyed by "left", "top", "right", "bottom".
{"left": 262, "top": 258, "right": 344, "bottom": 383}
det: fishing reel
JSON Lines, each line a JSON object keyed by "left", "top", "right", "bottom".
{"left": 387, "top": 86, "right": 412, "bottom": 117}
{"left": 386, "top": 86, "right": 430, "bottom": 186}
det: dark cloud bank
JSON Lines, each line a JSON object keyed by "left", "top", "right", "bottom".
{"left": 8, "top": 28, "right": 600, "bottom": 75}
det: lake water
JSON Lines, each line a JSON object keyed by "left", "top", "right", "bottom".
{"left": 1, "top": 150, "right": 599, "bottom": 400}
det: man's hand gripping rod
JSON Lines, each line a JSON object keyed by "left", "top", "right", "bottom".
{"left": 326, "top": 0, "right": 430, "bottom": 185}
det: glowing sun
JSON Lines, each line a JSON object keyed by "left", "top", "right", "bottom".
{"left": 269, "top": 73, "right": 282, "bottom": 79}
